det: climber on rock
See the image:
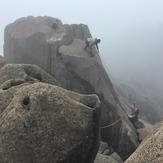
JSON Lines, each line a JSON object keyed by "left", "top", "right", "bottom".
{"left": 128, "top": 107, "right": 139, "bottom": 123}
{"left": 84, "top": 37, "right": 101, "bottom": 57}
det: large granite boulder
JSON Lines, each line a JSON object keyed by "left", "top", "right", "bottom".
{"left": 0, "top": 64, "right": 58, "bottom": 87}
{"left": 4, "top": 16, "right": 139, "bottom": 159}
{"left": 0, "top": 64, "right": 100, "bottom": 163}
{"left": 125, "top": 121, "right": 163, "bottom": 163}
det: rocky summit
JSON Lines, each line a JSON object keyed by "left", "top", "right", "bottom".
{"left": 4, "top": 16, "right": 139, "bottom": 160}
{"left": 0, "top": 62, "right": 100, "bottom": 163}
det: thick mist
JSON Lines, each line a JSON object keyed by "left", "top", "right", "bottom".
{"left": 0, "top": 0, "right": 163, "bottom": 104}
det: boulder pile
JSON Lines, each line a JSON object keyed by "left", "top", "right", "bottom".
{"left": 0, "top": 63, "right": 100, "bottom": 163}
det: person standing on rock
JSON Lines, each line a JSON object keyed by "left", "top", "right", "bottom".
{"left": 84, "top": 37, "right": 101, "bottom": 57}
{"left": 128, "top": 103, "right": 139, "bottom": 123}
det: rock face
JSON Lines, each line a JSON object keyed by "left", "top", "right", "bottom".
{"left": 125, "top": 122, "right": 163, "bottom": 163}
{"left": 137, "top": 119, "right": 153, "bottom": 141}
{"left": 0, "top": 55, "right": 6, "bottom": 69}
{"left": 115, "top": 84, "right": 154, "bottom": 142}
{"left": 94, "top": 153, "right": 123, "bottom": 163}
{"left": 4, "top": 16, "right": 139, "bottom": 159}
{"left": 94, "top": 142, "right": 123, "bottom": 163}
{"left": 0, "top": 64, "right": 100, "bottom": 163}
{"left": 116, "top": 83, "right": 162, "bottom": 124}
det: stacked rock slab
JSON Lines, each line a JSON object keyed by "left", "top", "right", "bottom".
{"left": 4, "top": 16, "right": 139, "bottom": 159}
{"left": 0, "top": 63, "right": 100, "bottom": 163}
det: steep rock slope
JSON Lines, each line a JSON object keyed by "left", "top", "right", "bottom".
{"left": 0, "top": 63, "right": 100, "bottom": 163}
{"left": 125, "top": 121, "right": 163, "bottom": 163}
{"left": 4, "top": 16, "right": 139, "bottom": 159}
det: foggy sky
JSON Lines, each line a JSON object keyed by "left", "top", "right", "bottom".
{"left": 0, "top": 0, "right": 163, "bottom": 95}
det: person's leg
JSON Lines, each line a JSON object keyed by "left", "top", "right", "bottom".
{"left": 84, "top": 41, "right": 89, "bottom": 50}
{"left": 90, "top": 45, "right": 94, "bottom": 57}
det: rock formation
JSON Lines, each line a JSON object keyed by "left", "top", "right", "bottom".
{"left": 125, "top": 121, "right": 163, "bottom": 163}
{"left": 0, "top": 63, "right": 100, "bottom": 163}
{"left": 0, "top": 55, "right": 6, "bottom": 69}
{"left": 116, "top": 84, "right": 154, "bottom": 141}
{"left": 94, "top": 141, "right": 123, "bottom": 163}
{"left": 116, "top": 83, "right": 162, "bottom": 124}
{"left": 95, "top": 153, "right": 122, "bottom": 163}
{"left": 4, "top": 16, "right": 139, "bottom": 159}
